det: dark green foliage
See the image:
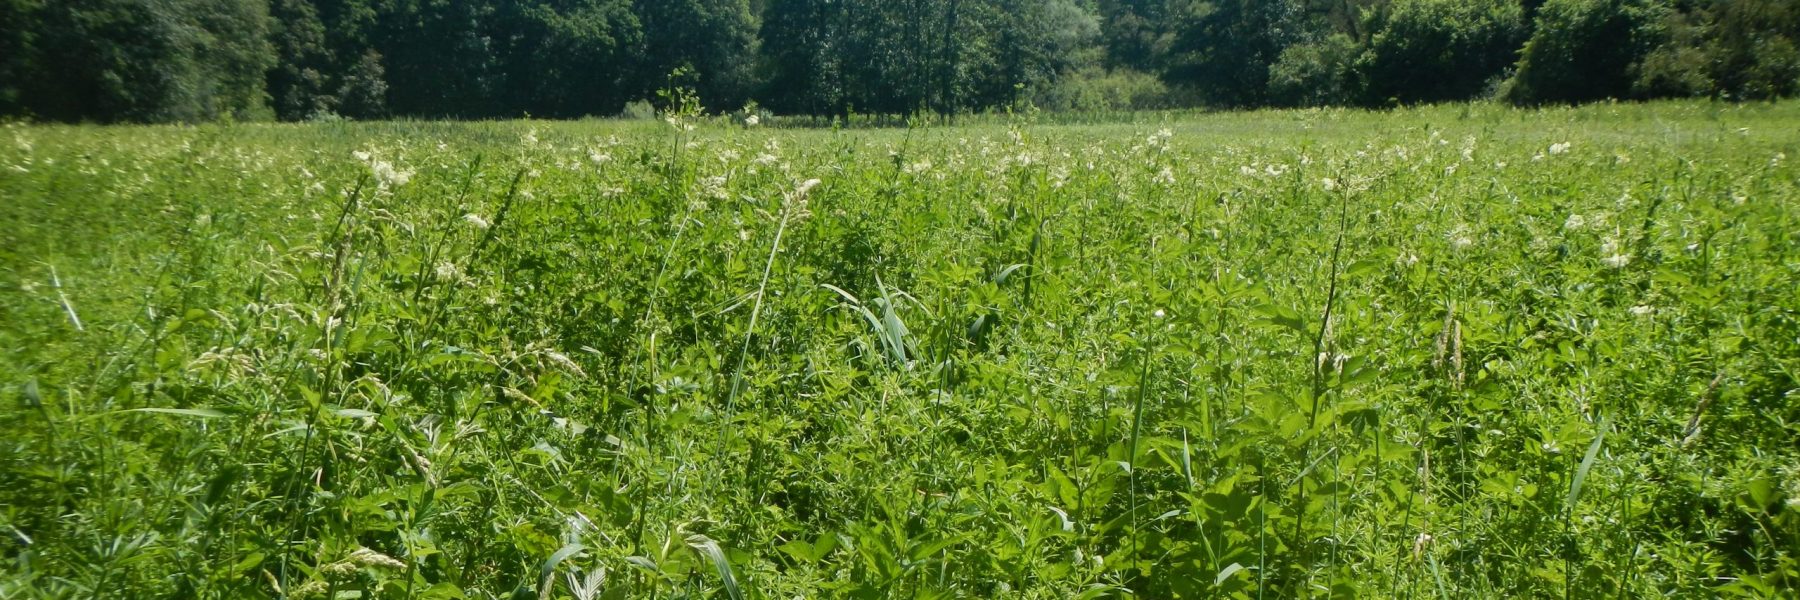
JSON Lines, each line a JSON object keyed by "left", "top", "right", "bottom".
{"left": 10, "top": 0, "right": 274, "bottom": 123}
{"left": 1268, "top": 33, "right": 1361, "bottom": 107}
{"left": 633, "top": 0, "right": 757, "bottom": 111}
{"left": 1637, "top": 0, "right": 1800, "bottom": 100}
{"left": 2, "top": 0, "right": 1798, "bottom": 121}
{"left": 1162, "top": 0, "right": 1305, "bottom": 107}
{"left": 1505, "top": 0, "right": 1665, "bottom": 104}
{"left": 498, "top": 0, "right": 641, "bottom": 118}
{"left": 1358, "top": 0, "right": 1527, "bottom": 105}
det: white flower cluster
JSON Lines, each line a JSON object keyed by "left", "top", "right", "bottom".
{"left": 353, "top": 149, "right": 412, "bottom": 190}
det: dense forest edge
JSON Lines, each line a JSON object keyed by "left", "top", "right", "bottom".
{"left": 0, "top": 0, "right": 1797, "bottom": 124}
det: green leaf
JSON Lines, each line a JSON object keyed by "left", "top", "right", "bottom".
{"left": 100, "top": 407, "right": 228, "bottom": 419}
{"left": 1565, "top": 415, "right": 1611, "bottom": 515}
{"left": 685, "top": 534, "right": 744, "bottom": 600}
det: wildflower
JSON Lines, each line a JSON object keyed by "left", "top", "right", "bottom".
{"left": 352, "top": 150, "right": 371, "bottom": 162}
{"left": 1153, "top": 166, "right": 1176, "bottom": 185}
{"left": 589, "top": 151, "right": 612, "bottom": 165}
{"left": 1600, "top": 237, "right": 1631, "bottom": 268}
{"left": 698, "top": 175, "right": 729, "bottom": 200}
{"left": 783, "top": 178, "right": 821, "bottom": 220}
{"left": 321, "top": 561, "right": 359, "bottom": 577}
{"left": 348, "top": 547, "right": 408, "bottom": 571}
{"left": 1629, "top": 305, "right": 1654, "bottom": 317}
{"left": 1548, "top": 142, "right": 1571, "bottom": 155}
{"left": 1152, "top": 309, "right": 1166, "bottom": 319}
{"left": 744, "top": 114, "right": 761, "bottom": 127}
{"left": 795, "top": 178, "right": 822, "bottom": 198}
{"left": 435, "top": 261, "right": 462, "bottom": 282}
{"left": 371, "top": 160, "right": 412, "bottom": 188}
{"left": 464, "top": 213, "right": 490, "bottom": 230}
{"left": 1563, "top": 214, "right": 1585, "bottom": 230}
{"left": 1321, "top": 178, "right": 1338, "bottom": 191}
{"left": 290, "top": 580, "right": 329, "bottom": 598}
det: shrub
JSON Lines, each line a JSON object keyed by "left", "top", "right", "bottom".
{"left": 1033, "top": 67, "right": 1177, "bottom": 112}
{"left": 1359, "top": 0, "right": 1528, "bottom": 105}
{"left": 1268, "top": 34, "right": 1362, "bottom": 107}
{"left": 1505, "top": 0, "right": 1666, "bottom": 105}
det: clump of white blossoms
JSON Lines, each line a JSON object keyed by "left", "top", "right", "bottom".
{"left": 354, "top": 149, "right": 412, "bottom": 190}
{"left": 1447, "top": 225, "right": 1474, "bottom": 250}
{"left": 744, "top": 114, "right": 761, "bottom": 127}
{"left": 1549, "top": 141, "right": 1572, "bottom": 155}
{"left": 463, "top": 213, "right": 490, "bottom": 230}
{"left": 783, "top": 178, "right": 821, "bottom": 221}
{"left": 1153, "top": 166, "right": 1176, "bottom": 186}
{"left": 1600, "top": 237, "right": 1632, "bottom": 269}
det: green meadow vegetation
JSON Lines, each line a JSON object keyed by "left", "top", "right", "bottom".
{"left": 2, "top": 101, "right": 1798, "bottom": 598}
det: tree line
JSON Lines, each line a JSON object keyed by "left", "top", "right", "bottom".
{"left": 1, "top": 0, "right": 1795, "bottom": 123}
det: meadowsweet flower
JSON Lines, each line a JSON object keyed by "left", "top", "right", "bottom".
{"left": 348, "top": 547, "right": 407, "bottom": 571}
{"left": 1153, "top": 166, "right": 1176, "bottom": 185}
{"left": 464, "top": 214, "right": 490, "bottom": 230}
{"left": 783, "top": 178, "right": 821, "bottom": 220}
{"left": 1321, "top": 178, "right": 1338, "bottom": 191}
{"left": 1549, "top": 142, "right": 1571, "bottom": 155}
{"left": 1564, "top": 214, "right": 1585, "bottom": 230}
{"left": 1600, "top": 237, "right": 1631, "bottom": 268}
{"left": 698, "top": 175, "right": 729, "bottom": 200}
{"left": 435, "top": 261, "right": 462, "bottom": 281}
{"left": 589, "top": 151, "right": 612, "bottom": 165}
{"left": 744, "top": 114, "right": 761, "bottom": 127}
{"left": 371, "top": 160, "right": 411, "bottom": 188}
{"left": 1629, "top": 305, "right": 1654, "bottom": 317}
{"left": 795, "top": 178, "right": 822, "bottom": 198}
{"left": 290, "top": 580, "right": 329, "bottom": 598}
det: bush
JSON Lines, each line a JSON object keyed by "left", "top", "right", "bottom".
{"left": 1359, "top": 0, "right": 1527, "bottom": 105}
{"left": 1268, "top": 34, "right": 1362, "bottom": 107}
{"left": 1033, "top": 67, "right": 1177, "bottom": 112}
{"left": 1505, "top": 0, "right": 1666, "bottom": 105}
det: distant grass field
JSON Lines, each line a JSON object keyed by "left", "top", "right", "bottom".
{"left": 2, "top": 101, "right": 1797, "bottom": 599}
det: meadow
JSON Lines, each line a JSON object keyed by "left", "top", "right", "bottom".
{"left": 2, "top": 102, "right": 1797, "bottom": 598}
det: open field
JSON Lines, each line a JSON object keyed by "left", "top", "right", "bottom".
{"left": 2, "top": 102, "right": 1798, "bottom": 598}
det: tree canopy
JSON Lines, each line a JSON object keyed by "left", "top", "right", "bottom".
{"left": 1, "top": 0, "right": 1795, "bottom": 122}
